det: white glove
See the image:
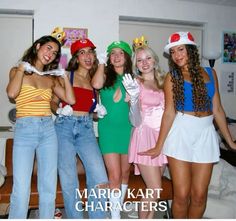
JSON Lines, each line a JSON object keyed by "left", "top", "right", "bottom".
{"left": 44, "top": 68, "right": 67, "bottom": 77}
{"left": 97, "top": 52, "right": 108, "bottom": 65}
{"left": 17, "top": 62, "right": 67, "bottom": 77}
{"left": 17, "top": 61, "right": 41, "bottom": 74}
{"left": 56, "top": 105, "right": 73, "bottom": 117}
{"left": 122, "top": 73, "right": 140, "bottom": 104}
{"left": 94, "top": 103, "right": 107, "bottom": 118}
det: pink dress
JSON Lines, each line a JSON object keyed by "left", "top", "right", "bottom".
{"left": 128, "top": 83, "right": 168, "bottom": 175}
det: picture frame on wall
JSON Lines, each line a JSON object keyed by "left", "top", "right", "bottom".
{"left": 63, "top": 27, "right": 88, "bottom": 48}
{"left": 223, "top": 31, "right": 236, "bottom": 63}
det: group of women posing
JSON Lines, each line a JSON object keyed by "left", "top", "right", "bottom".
{"left": 6, "top": 31, "right": 236, "bottom": 219}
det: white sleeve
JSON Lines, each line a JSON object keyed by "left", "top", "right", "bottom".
{"left": 129, "top": 98, "right": 142, "bottom": 127}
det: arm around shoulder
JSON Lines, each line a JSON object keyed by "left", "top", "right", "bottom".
{"left": 91, "top": 64, "right": 106, "bottom": 89}
{"left": 53, "top": 74, "right": 75, "bottom": 105}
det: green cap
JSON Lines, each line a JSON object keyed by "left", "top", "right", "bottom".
{"left": 107, "top": 41, "right": 132, "bottom": 56}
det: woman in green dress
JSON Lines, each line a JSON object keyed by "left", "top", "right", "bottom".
{"left": 91, "top": 41, "right": 133, "bottom": 219}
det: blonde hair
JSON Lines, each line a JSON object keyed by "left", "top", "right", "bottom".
{"left": 132, "top": 46, "right": 166, "bottom": 89}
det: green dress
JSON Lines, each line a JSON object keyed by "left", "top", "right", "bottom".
{"left": 98, "top": 74, "right": 132, "bottom": 154}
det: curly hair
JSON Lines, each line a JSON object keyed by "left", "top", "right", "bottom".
{"left": 66, "top": 49, "right": 98, "bottom": 79}
{"left": 103, "top": 52, "right": 132, "bottom": 88}
{"left": 132, "top": 46, "right": 166, "bottom": 89}
{"left": 169, "top": 45, "right": 211, "bottom": 114}
{"left": 21, "top": 35, "right": 61, "bottom": 71}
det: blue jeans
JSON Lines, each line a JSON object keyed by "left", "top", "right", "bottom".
{"left": 55, "top": 115, "right": 108, "bottom": 219}
{"left": 9, "top": 116, "right": 58, "bottom": 219}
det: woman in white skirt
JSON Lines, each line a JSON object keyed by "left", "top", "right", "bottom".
{"left": 140, "top": 31, "right": 236, "bottom": 218}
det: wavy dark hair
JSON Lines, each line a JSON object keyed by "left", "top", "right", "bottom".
{"left": 103, "top": 51, "right": 132, "bottom": 88}
{"left": 66, "top": 49, "right": 98, "bottom": 79}
{"left": 21, "top": 35, "right": 61, "bottom": 71}
{"left": 169, "top": 45, "right": 211, "bottom": 114}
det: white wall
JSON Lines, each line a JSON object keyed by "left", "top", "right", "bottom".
{"left": 1, "top": 0, "right": 236, "bottom": 122}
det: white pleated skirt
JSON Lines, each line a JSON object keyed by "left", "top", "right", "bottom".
{"left": 163, "top": 112, "right": 220, "bottom": 163}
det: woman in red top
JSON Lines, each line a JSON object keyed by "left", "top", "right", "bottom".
{"left": 51, "top": 39, "right": 108, "bottom": 219}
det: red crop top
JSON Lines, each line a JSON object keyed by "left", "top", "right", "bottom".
{"left": 62, "top": 87, "right": 97, "bottom": 112}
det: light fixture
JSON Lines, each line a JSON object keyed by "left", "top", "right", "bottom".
{"left": 202, "top": 51, "right": 221, "bottom": 68}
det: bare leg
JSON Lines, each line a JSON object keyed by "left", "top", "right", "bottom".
{"left": 121, "top": 154, "right": 131, "bottom": 185}
{"left": 104, "top": 153, "right": 130, "bottom": 219}
{"left": 188, "top": 163, "right": 213, "bottom": 218}
{"left": 138, "top": 164, "right": 163, "bottom": 219}
{"left": 103, "top": 153, "right": 122, "bottom": 189}
{"left": 120, "top": 154, "right": 131, "bottom": 204}
{"left": 167, "top": 157, "right": 191, "bottom": 218}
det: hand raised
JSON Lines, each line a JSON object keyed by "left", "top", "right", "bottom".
{"left": 122, "top": 73, "right": 140, "bottom": 103}
{"left": 17, "top": 61, "right": 41, "bottom": 74}
{"left": 97, "top": 52, "right": 108, "bottom": 65}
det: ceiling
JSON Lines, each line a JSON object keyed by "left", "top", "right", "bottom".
{"left": 178, "top": 0, "right": 236, "bottom": 7}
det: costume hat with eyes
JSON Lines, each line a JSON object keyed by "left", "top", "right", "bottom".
{"left": 51, "top": 27, "right": 66, "bottom": 45}
{"left": 164, "top": 31, "right": 196, "bottom": 54}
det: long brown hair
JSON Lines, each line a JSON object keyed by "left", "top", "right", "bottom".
{"left": 169, "top": 45, "right": 211, "bottom": 114}
{"left": 66, "top": 49, "right": 98, "bottom": 78}
{"left": 103, "top": 52, "right": 132, "bottom": 88}
{"left": 21, "top": 35, "right": 61, "bottom": 71}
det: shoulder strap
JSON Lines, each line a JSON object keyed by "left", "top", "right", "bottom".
{"left": 204, "top": 67, "right": 214, "bottom": 82}
{"left": 89, "top": 88, "right": 97, "bottom": 113}
{"left": 70, "top": 71, "right": 74, "bottom": 85}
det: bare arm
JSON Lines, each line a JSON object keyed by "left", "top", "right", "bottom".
{"left": 53, "top": 74, "right": 75, "bottom": 105}
{"left": 50, "top": 95, "right": 60, "bottom": 115}
{"left": 212, "top": 69, "right": 236, "bottom": 150}
{"left": 91, "top": 64, "right": 106, "bottom": 89}
{"left": 139, "top": 73, "right": 176, "bottom": 157}
{"left": 6, "top": 64, "right": 25, "bottom": 99}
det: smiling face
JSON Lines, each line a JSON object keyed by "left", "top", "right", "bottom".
{"left": 77, "top": 47, "right": 95, "bottom": 70}
{"left": 109, "top": 48, "right": 126, "bottom": 69}
{"left": 136, "top": 49, "right": 155, "bottom": 75}
{"left": 170, "top": 44, "right": 189, "bottom": 68}
{"left": 36, "top": 41, "right": 59, "bottom": 65}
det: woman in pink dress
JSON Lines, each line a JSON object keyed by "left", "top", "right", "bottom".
{"left": 122, "top": 45, "right": 168, "bottom": 219}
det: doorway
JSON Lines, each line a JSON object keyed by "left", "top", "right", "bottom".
{"left": 0, "top": 11, "right": 33, "bottom": 126}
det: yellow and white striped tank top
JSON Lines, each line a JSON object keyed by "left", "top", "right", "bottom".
{"left": 15, "top": 85, "right": 52, "bottom": 118}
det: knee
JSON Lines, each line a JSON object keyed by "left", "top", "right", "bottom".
{"left": 122, "top": 167, "right": 130, "bottom": 179}
{"left": 191, "top": 191, "right": 207, "bottom": 206}
{"left": 108, "top": 172, "right": 122, "bottom": 187}
{"left": 174, "top": 191, "right": 190, "bottom": 206}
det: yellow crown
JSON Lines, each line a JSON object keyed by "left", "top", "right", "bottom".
{"left": 51, "top": 27, "right": 66, "bottom": 45}
{"left": 132, "top": 36, "right": 148, "bottom": 51}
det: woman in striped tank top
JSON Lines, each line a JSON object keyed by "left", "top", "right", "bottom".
{"left": 6, "top": 35, "right": 75, "bottom": 219}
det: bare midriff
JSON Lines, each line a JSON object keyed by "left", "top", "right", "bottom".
{"left": 183, "top": 111, "right": 213, "bottom": 117}
{"left": 72, "top": 110, "right": 90, "bottom": 116}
